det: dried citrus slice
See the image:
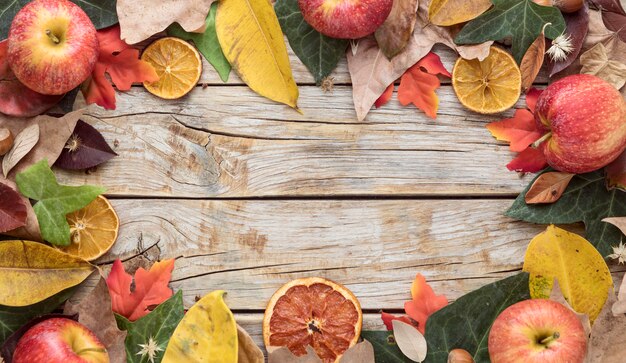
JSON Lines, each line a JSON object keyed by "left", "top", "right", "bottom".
{"left": 58, "top": 195, "right": 119, "bottom": 261}
{"left": 452, "top": 46, "right": 521, "bottom": 114}
{"left": 141, "top": 37, "right": 202, "bottom": 99}
{"left": 263, "top": 277, "right": 362, "bottom": 363}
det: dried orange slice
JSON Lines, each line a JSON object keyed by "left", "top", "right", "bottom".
{"left": 57, "top": 195, "right": 119, "bottom": 261}
{"left": 141, "top": 37, "right": 202, "bottom": 99}
{"left": 452, "top": 46, "right": 521, "bottom": 114}
{"left": 263, "top": 277, "right": 362, "bottom": 363}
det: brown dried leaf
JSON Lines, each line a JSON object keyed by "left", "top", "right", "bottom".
{"left": 580, "top": 42, "right": 626, "bottom": 89}
{"left": 592, "top": 0, "right": 626, "bottom": 42}
{"left": 428, "top": 0, "right": 492, "bottom": 26}
{"left": 2, "top": 124, "right": 39, "bottom": 178}
{"left": 524, "top": 171, "right": 575, "bottom": 204}
{"left": 606, "top": 150, "right": 626, "bottom": 190}
{"left": 237, "top": 324, "right": 264, "bottom": 363}
{"left": 611, "top": 272, "right": 626, "bottom": 315}
{"left": 520, "top": 31, "right": 546, "bottom": 91}
{"left": 584, "top": 289, "right": 626, "bottom": 363}
{"left": 63, "top": 278, "right": 127, "bottom": 363}
{"left": 603, "top": 217, "right": 626, "bottom": 236}
{"left": 117, "top": 0, "right": 214, "bottom": 44}
{"left": 0, "top": 178, "right": 40, "bottom": 241}
{"left": 268, "top": 346, "right": 322, "bottom": 363}
{"left": 340, "top": 340, "right": 375, "bottom": 362}
{"left": 375, "top": 0, "right": 420, "bottom": 59}
{"left": 348, "top": 1, "right": 492, "bottom": 121}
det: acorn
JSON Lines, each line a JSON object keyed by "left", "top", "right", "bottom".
{"left": 0, "top": 128, "right": 13, "bottom": 156}
{"left": 448, "top": 349, "right": 475, "bottom": 363}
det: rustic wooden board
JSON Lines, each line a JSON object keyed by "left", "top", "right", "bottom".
{"left": 59, "top": 86, "right": 533, "bottom": 197}
{"left": 64, "top": 198, "right": 614, "bottom": 311}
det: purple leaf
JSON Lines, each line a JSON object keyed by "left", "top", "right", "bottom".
{"left": 0, "top": 181, "right": 27, "bottom": 233}
{"left": 591, "top": 0, "right": 626, "bottom": 42}
{"left": 548, "top": 4, "right": 589, "bottom": 76}
{"left": 54, "top": 120, "right": 117, "bottom": 170}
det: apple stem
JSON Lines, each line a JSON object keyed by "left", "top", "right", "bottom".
{"left": 532, "top": 132, "right": 552, "bottom": 148}
{"left": 74, "top": 347, "right": 107, "bottom": 355}
{"left": 45, "top": 30, "right": 61, "bottom": 44}
{"left": 540, "top": 332, "right": 560, "bottom": 345}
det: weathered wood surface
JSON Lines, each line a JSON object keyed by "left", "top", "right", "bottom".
{"left": 58, "top": 86, "right": 534, "bottom": 197}
{"left": 67, "top": 198, "right": 608, "bottom": 311}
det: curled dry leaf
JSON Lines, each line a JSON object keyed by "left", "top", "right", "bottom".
{"left": 375, "top": 0, "right": 419, "bottom": 59}
{"left": 268, "top": 346, "right": 323, "bottom": 363}
{"left": 392, "top": 320, "right": 427, "bottom": 362}
{"left": 429, "top": 0, "right": 492, "bottom": 26}
{"left": 339, "top": 340, "right": 375, "bottom": 363}
{"left": 54, "top": 120, "right": 117, "bottom": 170}
{"left": 2, "top": 124, "right": 39, "bottom": 178}
{"left": 520, "top": 29, "right": 546, "bottom": 91}
{"left": 584, "top": 289, "right": 626, "bottom": 362}
{"left": 580, "top": 42, "right": 626, "bottom": 89}
{"left": 0, "top": 182, "right": 27, "bottom": 233}
{"left": 524, "top": 171, "right": 575, "bottom": 204}
{"left": 237, "top": 324, "right": 264, "bottom": 363}
{"left": 117, "top": 0, "right": 214, "bottom": 44}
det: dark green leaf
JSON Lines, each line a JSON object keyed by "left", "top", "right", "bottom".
{"left": 275, "top": 0, "right": 347, "bottom": 84}
{"left": 167, "top": 3, "right": 230, "bottom": 82}
{"left": 507, "top": 169, "right": 626, "bottom": 256}
{"left": 360, "top": 331, "right": 413, "bottom": 362}
{"left": 116, "top": 291, "right": 184, "bottom": 363}
{"left": 1, "top": 0, "right": 118, "bottom": 40}
{"left": 455, "top": 0, "right": 566, "bottom": 63}
{"left": 0, "top": 287, "right": 75, "bottom": 345}
{"left": 424, "top": 273, "right": 530, "bottom": 363}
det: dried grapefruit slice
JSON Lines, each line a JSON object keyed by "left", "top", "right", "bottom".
{"left": 263, "top": 277, "right": 362, "bottom": 362}
{"left": 452, "top": 46, "right": 521, "bottom": 114}
{"left": 57, "top": 195, "right": 119, "bottom": 261}
{"left": 141, "top": 37, "right": 202, "bottom": 99}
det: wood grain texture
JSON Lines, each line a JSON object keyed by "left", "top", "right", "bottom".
{"left": 58, "top": 86, "right": 534, "bottom": 197}
{"left": 66, "top": 198, "right": 611, "bottom": 311}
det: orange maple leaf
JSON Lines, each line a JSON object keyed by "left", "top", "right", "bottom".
{"left": 507, "top": 147, "right": 548, "bottom": 172}
{"left": 380, "top": 311, "right": 418, "bottom": 330}
{"left": 106, "top": 259, "right": 174, "bottom": 321}
{"left": 486, "top": 109, "right": 544, "bottom": 152}
{"left": 397, "top": 52, "right": 450, "bottom": 119}
{"left": 525, "top": 87, "right": 543, "bottom": 113}
{"left": 375, "top": 83, "right": 394, "bottom": 108}
{"left": 82, "top": 25, "right": 159, "bottom": 110}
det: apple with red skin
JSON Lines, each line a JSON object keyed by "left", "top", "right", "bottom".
{"left": 298, "top": 0, "right": 393, "bottom": 39}
{"left": 534, "top": 74, "right": 626, "bottom": 174}
{"left": 488, "top": 299, "right": 587, "bottom": 363}
{"left": 12, "top": 318, "right": 109, "bottom": 363}
{"left": 7, "top": 0, "right": 99, "bottom": 95}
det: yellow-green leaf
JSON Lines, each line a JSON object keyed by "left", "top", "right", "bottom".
{"left": 523, "top": 225, "right": 612, "bottom": 322}
{"left": 0, "top": 240, "right": 94, "bottom": 307}
{"left": 216, "top": 0, "right": 299, "bottom": 108}
{"left": 163, "top": 290, "right": 237, "bottom": 362}
{"left": 429, "top": 0, "right": 492, "bottom": 26}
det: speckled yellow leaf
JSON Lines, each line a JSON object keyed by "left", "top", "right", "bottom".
{"left": 162, "top": 290, "right": 237, "bottom": 362}
{"left": 523, "top": 225, "right": 612, "bottom": 322}
{"left": 216, "top": 0, "right": 299, "bottom": 108}
{"left": 0, "top": 240, "right": 94, "bottom": 307}
{"left": 428, "top": 0, "right": 492, "bottom": 26}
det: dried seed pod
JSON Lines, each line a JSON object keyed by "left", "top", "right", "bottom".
{"left": 0, "top": 128, "right": 14, "bottom": 156}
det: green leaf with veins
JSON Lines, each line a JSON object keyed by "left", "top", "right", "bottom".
{"left": 274, "top": 0, "right": 348, "bottom": 84}
{"left": 116, "top": 291, "right": 184, "bottom": 363}
{"left": 360, "top": 331, "right": 413, "bottom": 362}
{"left": 424, "top": 273, "right": 530, "bottom": 363}
{"left": 455, "top": 0, "right": 566, "bottom": 63}
{"left": 15, "top": 160, "right": 105, "bottom": 246}
{"left": 167, "top": 3, "right": 231, "bottom": 82}
{"left": 507, "top": 169, "right": 626, "bottom": 256}
{"left": 1, "top": 0, "right": 118, "bottom": 40}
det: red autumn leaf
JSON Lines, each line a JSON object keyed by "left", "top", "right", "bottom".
{"left": 380, "top": 311, "right": 418, "bottom": 331}
{"left": 525, "top": 88, "right": 543, "bottom": 113}
{"left": 375, "top": 83, "right": 394, "bottom": 108}
{"left": 0, "top": 181, "right": 27, "bottom": 233}
{"left": 82, "top": 25, "right": 159, "bottom": 110}
{"left": 404, "top": 274, "right": 448, "bottom": 334}
{"left": 606, "top": 150, "right": 626, "bottom": 191}
{"left": 507, "top": 147, "right": 548, "bottom": 173}
{"left": 486, "top": 109, "right": 544, "bottom": 152}
{"left": 417, "top": 52, "right": 452, "bottom": 77}
{"left": 106, "top": 259, "right": 174, "bottom": 321}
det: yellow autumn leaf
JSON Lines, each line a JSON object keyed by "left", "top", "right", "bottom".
{"left": 216, "top": 0, "right": 299, "bottom": 108}
{"left": 429, "top": 0, "right": 492, "bottom": 26}
{"left": 162, "top": 290, "right": 238, "bottom": 362}
{"left": 0, "top": 240, "right": 94, "bottom": 306}
{"left": 523, "top": 225, "right": 612, "bottom": 322}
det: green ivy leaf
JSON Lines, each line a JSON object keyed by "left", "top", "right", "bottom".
{"left": 455, "top": 0, "right": 566, "bottom": 63}
{"left": 360, "top": 331, "right": 413, "bottom": 362}
{"left": 424, "top": 273, "right": 530, "bottom": 363}
{"left": 274, "top": 0, "right": 348, "bottom": 84}
{"left": 507, "top": 169, "right": 626, "bottom": 256}
{"left": 1, "top": 0, "right": 118, "bottom": 40}
{"left": 167, "top": 3, "right": 231, "bottom": 82}
{"left": 15, "top": 160, "right": 105, "bottom": 246}
{"left": 116, "top": 291, "right": 184, "bottom": 363}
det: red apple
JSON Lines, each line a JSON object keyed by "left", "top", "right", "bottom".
{"left": 7, "top": 0, "right": 99, "bottom": 95}
{"left": 298, "top": 0, "right": 393, "bottom": 39}
{"left": 488, "top": 299, "right": 587, "bottom": 363}
{"left": 12, "top": 318, "right": 109, "bottom": 363}
{"left": 534, "top": 74, "right": 626, "bottom": 174}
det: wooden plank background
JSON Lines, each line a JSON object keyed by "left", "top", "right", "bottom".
{"left": 63, "top": 43, "right": 624, "bottom": 352}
